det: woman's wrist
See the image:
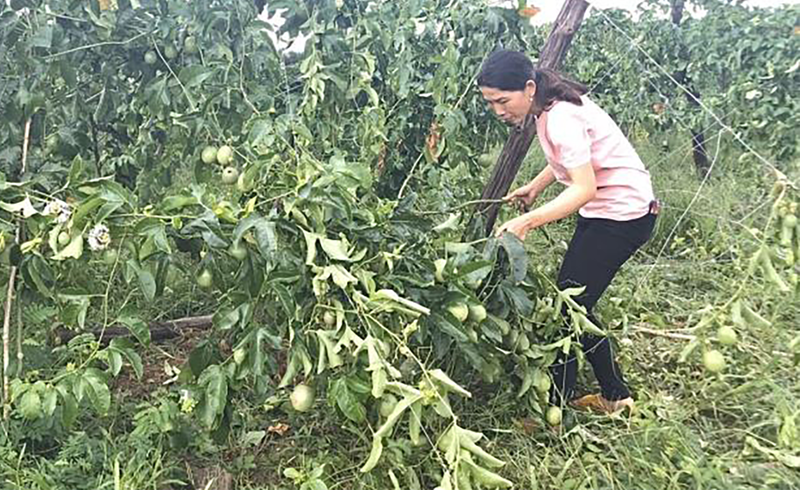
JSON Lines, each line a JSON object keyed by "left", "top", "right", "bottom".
{"left": 526, "top": 180, "right": 543, "bottom": 196}
{"left": 522, "top": 210, "right": 541, "bottom": 232}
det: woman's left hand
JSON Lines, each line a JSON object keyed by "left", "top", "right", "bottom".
{"left": 495, "top": 214, "right": 534, "bottom": 240}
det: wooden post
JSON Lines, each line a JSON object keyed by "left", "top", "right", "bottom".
{"left": 475, "top": 0, "right": 590, "bottom": 236}
{"left": 670, "top": 0, "right": 710, "bottom": 177}
{"left": 671, "top": 0, "right": 685, "bottom": 24}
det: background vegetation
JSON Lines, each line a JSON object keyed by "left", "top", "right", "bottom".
{"left": 0, "top": 0, "right": 798, "bottom": 488}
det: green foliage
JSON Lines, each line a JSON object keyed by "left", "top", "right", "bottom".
{"left": 567, "top": 1, "right": 799, "bottom": 163}
{"left": 0, "top": 0, "right": 798, "bottom": 488}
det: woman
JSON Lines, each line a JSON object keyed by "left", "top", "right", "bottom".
{"left": 477, "top": 50, "right": 658, "bottom": 415}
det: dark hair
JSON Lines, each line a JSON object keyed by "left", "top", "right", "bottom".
{"left": 477, "top": 50, "right": 588, "bottom": 109}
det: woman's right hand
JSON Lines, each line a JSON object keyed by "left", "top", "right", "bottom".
{"left": 503, "top": 183, "right": 539, "bottom": 212}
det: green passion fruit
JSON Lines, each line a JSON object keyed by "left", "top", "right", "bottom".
{"left": 201, "top": 146, "right": 218, "bottom": 164}
{"left": 703, "top": 349, "right": 726, "bottom": 374}
{"left": 290, "top": 384, "right": 315, "bottom": 412}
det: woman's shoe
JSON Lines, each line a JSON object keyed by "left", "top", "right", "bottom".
{"left": 571, "top": 394, "right": 634, "bottom": 416}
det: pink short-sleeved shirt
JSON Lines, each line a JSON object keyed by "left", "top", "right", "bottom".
{"left": 535, "top": 96, "right": 655, "bottom": 221}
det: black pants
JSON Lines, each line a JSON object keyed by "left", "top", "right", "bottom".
{"left": 550, "top": 211, "right": 656, "bottom": 403}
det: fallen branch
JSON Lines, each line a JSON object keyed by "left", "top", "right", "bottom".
{"left": 54, "top": 314, "right": 214, "bottom": 346}
{"left": 630, "top": 325, "right": 696, "bottom": 341}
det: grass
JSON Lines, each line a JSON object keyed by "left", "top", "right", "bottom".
{"left": 1, "top": 132, "right": 798, "bottom": 490}
{"left": 478, "top": 133, "right": 800, "bottom": 490}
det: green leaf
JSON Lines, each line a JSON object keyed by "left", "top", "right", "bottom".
{"left": 499, "top": 233, "right": 528, "bottom": 283}
{"left": 360, "top": 436, "right": 383, "bottom": 473}
{"left": 308, "top": 465, "right": 325, "bottom": 481}
{"left": 433, "top": 313, "right": 469, "bottom": 343}
{"left": 328, "top": 265, "right": 358, "bottom": 290}
{"left": 679, "top": 338, "right": 700, "bottom": 363}
{"left": 126, "top": 259, "right": 156, "bottom": 302}
{"left": 51, "top": 230, "right": 83, "bottom": 261}
{"left": 428, "top": 369, "right": 471, "bottom": 398}
{"left": 433, "top": 213, "right": 461, "bottom": 233}
{"left": 106, "top": 349, "right": 123, "bottom": 376}
{"left": 184, "top": 212, "right": 227, "bottom": 249}
{"left": 139, "top": 222, "right": 171, "bottom": 260}
{"left": 21, "top": 255, "right": 54, "bottom": 297}
{"left": 302, "top": 230, "right": 318, "bottom": 265}
{"left": 254, "top": 219, "right": 278, "bottom": 258}
{"left": 187, "top": 341, "right": 214, "bottom": 379}
{"left": 110, "top": 338, "right": 143, "bottom": 379}
{"left": 178, "top": 66, "right": 214, "bottom": 89}
{"left": 68, "top": 156, "right": 87, "bottom": 184}
{"left": 18, "top": 389, "right": 42, "bottom": 420}
{"left": 242, "top": 430, "right": 266, "bottom": 447}
{"left": 59, "top": 294, "right": 90, "bottom": 330}
{"left": 161, "top": 194, "right": 199, "bottom": 212}
{"left": 501, "top": 283, "right": 534, "bottom": 317}
{"left": 96, "top": 201, "right": 123, "bottom": 223}
{"left": 329, "top": 377, "right": 366, "bottom": 423}
{"left": 72, "top": 195, "right": 104, "bottom": 227}
{"left": 284, "top": 468, "right": 302, "bottom": 479}
{"left": 248, "top": 118, "right": 273, "bottom": 146}
{"left": 84, "top": 368, "right": 111, "bottom": 415}
{"left": 0, "top": 196, "right": 38, "bottom": 218}
{"left": 301, "top": 480, "right": 328, "bottom": 490}
{"left": 117, "top": 315, "right": 151, "bottom": 346}
{"left": 57, "top": 385, "right": 79, "bottom": 428}
{"left": 233, "top": 214, "right": 278, "bottom": 258}
{"left": 213, "top": 302, "right": 252, "bottom": 331}
{"left": 319, "top": 237, "right": 352, "bottom": 261}
{"left": 42, "top": 388, "right": 58, "bottom": 418}
{"left": 198, "top": 364, "right": 228, "bottom": 428}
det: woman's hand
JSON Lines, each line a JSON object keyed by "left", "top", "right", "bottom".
{"left": 495, "top": 213, "right": 533, "bottom": 240}
{"left": 503, "top": 183, "right": 539, "bottom": 212}
{"left": 496, "top": 164, "right": 597, "bottom": 241}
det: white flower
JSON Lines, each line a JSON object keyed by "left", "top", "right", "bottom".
{"left": 87, "top": 224, "right": 111, "bottom": 251}
{"left": 43, "top": 199, "right": 72, "bottom": 224}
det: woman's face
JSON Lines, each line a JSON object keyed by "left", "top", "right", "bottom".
{"left": 480, "top": 81, "right": 536, "bottom": 126}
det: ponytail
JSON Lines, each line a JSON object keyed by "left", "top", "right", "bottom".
{"left": 531, "top": 68, "right": 588, "bottom": 108}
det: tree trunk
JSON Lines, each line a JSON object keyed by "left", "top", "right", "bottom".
{"left": 671, "top": 0, "right": 710, "bottom": 177}
{"left": 476, "top": 0, "right": 590, "bottom": 236}
{"left": 54, "top": 315, "right": 214, "bottom": 346}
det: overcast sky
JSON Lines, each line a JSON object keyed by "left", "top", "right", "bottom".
{"left": 532, "top": 0, "right": 796, "bottom": 24}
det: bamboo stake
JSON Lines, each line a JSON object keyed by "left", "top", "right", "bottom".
{"left": 3, "top": 118, "right": 31, "bottom": 419}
